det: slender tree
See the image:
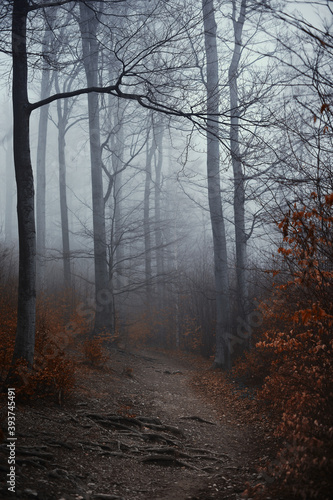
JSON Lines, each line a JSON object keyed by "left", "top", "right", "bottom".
{"left": 3, "top": 129, "right": 14, "bottom": 244}
{"left": 11, "top": 0, "right": 36, "bottom": 366}
{"left": 54, "top": 71, "right": 75, "bottom": 289}
{"left": 5, "top": 0, "right": 228, "bottom": 366}
{"left": 79, "top": 1, "right": 113, "bottom": 335}
{"left": 228, "top": 0, "right": 248, "bottom": 329}
{"left": 202, "top": 0, "right": 231, "bottom": 369}
{"left": 144, "top": 121, "right": 157, "bottom": 314}
{"left": 36, "top": 19, "right": 53, "bottom": 291}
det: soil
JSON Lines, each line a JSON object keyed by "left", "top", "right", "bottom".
{"left": 0, "top": 348, "right": 272, "bottom": 500}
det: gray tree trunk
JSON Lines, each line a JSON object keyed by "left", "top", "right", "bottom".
{"left": 113, "top": 128, "right": 124, "bottom": 292}
{"left": 11, "top": 0, "right": 36, "bottom": 367}
{"left": 154, "top": 121, "right": 165, "bottom": 343}
{"left": 229, "top": 0, "right": 248, "bottom": 332}
{"left": 55, "top": 77, "right": 71, "bottom": 289}
{"left": 144, "top": 125, "right": 157, "bottom": 313}
{"left": 36, "top": 26, "right": 53, "bottom": 291}
{"left": 113, "top": 124, "right": 124, "bottom": 337}
{"left": 79, "top": 2, "right": 113, "bottom": 335}
{"left": 202, "top": 0, "right": 231, "bottom": 369}
{"left": 4, "top": 130, "right": 14, "bottom": 244}
{"left": 154, "top": 122, "right": 164, "bottom": 277}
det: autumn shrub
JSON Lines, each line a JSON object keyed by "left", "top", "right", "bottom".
{"left": 237, "top": 193, "right": 333, "bottom": 500}
{"left": 181, "top": 314, "right": 205, "bottom": 353}
{"left": 1, "top": 287, "right": 78, "bottom": 402}
{"left": 127, "top": 309, "right": 160, "bottom": 347}
{"left": 0, "top": 284, "right": 17, "bottom": 382}
{"left": 12, "top": 354, "right": 75, "bottom": 404}
{"left": 0, "top": 247, "right": 18, "bottom": 383}
{"left": 82, "top": 331, "right": 110, "bottom": 367}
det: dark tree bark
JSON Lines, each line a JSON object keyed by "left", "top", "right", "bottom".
{"left": 11, "top": 0, "right": 36, "bottom": 367}
{"left": 202, "top": 0, "right": 231, "bottom": 369}
{"left": 229, "top": 0, "right": 248, "bottom": 329}
{"left": 79, "top": 2, "right": 113, "bottom": 335}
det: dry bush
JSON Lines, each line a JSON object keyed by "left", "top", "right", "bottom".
{"left": 81, "top": 331, "right": 110, "bottom": 367}
{"left": 238, "top": 193, "right": 333, "bottom": 500}
{"left": 126, "top": 310, "right": 155, "bottom": 346}
{"left": 0, "top": 246, "right": 18, "bottom": 383}
{"left": 0, "top": 284, "right": 77, "bottom": 403}
{"left": 181, "top": 315, "right": 205, "bottom": 353}
{"left": 0, "top": 284, "right": 17, "bottom": 382}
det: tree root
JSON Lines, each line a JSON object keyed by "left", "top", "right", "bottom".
{"left": 141, "top": 454, "right": 199, "bottom": 469}
{"left": 180, "top": 415, "right": 216, "bottom": 425}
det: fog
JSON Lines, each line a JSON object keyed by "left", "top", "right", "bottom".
{"left": 0, "top": 0, "right": 332, "bottom": 364}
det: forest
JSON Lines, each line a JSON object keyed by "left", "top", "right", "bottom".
{"left": 0, "top": 0, "right": 332, "bottom": 499}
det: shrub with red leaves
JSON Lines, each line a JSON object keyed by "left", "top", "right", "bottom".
{"left": 237, "top": 193, "right": 333, "bottom": 500}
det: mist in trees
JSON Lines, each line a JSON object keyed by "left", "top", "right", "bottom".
{"left": 0, "top": 0, "right": 332, "bottom": 370}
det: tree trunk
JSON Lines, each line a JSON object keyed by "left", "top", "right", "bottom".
{"left": 113, "top": 123, "right": 124, "bottom": 337}
{"left": 144, "top": 125, "right": 157, "bottom": 316}
{"left": 154, "top": 125, "right": 164, "bottom": 282}
{"left": 55, "top": 92, "right": 71, "bottom": 289}
{"left": 5, "top": 130, "right": 14, "bottom": 244}
{"left": 36, "top": 74, "right": 50, "bottom": 291}
{"left": 229, "top": 0, "right": 248, "bottom": 332}
{"left": 114, "top": 126, "right": 124, "bottom": 292}
{"left": 202, "top": 0, "right": 231, "bottom": 369}
{"left": 79, "top": 2, "right": 113, "bottom": 335}
{"left": 36, "top": 24, "right": 53, "bottom": 291}
{"left": 11, "top": 0, "right": 36, "bottom": 367}
{"left": 154, "top": 121, "right": 165, "bottom": 344}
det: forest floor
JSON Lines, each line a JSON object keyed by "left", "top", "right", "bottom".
{"left": 0, "top": 348, "right": 276, "bottom": 500}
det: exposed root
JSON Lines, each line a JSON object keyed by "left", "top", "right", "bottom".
{"left": 180, "top": 415, "right": 216, "bottom": 425}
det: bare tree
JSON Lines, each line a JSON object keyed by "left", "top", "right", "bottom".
{"left": 2, "top": 128, "right": 15, "bottom": 244}
{"left": 54, "top": 70, "right": 79, "bottom": 289}
{"left": 11, "top": 0, "right": 36, "bottom": 366}
{"left": 79, "top": 1, "right": 113, "bottom": 335}
{"left": 202, "top": 0, "right": 231, "bottom": 369}
{"left": 144, "top": 118, "right": 157, "bottom": 316}
{"left": 228, "top": 0, "right": 248, "bottom": 328}
{"left": 36, "top": 17, "right": 54, "bottom": 291}
{"left": 5, "top": 0, "right": 229, "bottom": 366}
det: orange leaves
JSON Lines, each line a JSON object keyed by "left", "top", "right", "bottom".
{"left": 0, "top": 287, "right": 78, "bottom": 403}
{"left": 314, "top": 104, "right": 331, "bottom": 135}
{"left": 293, "top": 303, "right": 329, "bottom": 325}
{"left": 11, "top": 345, "right": 76, "bottom": 403}
{"left": 0, "top": 281, "right": 18, "bottom": 381}
{"left": 325, "top": 192, "right": 333, "bottom": 206}
{"left": 82, "top": 332, "right": 110, "bottom": 367}
{"left": 320, "top": 102, "right": 330, "bottom": 114}
{"left": 277, "top": 247, "right": 292, "bottom": 256}
{"left": 235, "top": 196, "right": 333, "bottom": 499}
{"left": 275, "top": 194, "right": 333, "bottom": 291}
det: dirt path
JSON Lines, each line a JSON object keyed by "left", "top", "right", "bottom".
{"left": 0, "top": 348, "right": 263, "bottom": 500}
{"left": 119, "top": 349, "right": 259, "bottom": 500}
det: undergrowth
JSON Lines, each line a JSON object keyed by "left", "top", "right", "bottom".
{"left": 0, "top": 273, "right": 112, "bottom": 403}
{"left": 235, "top": 193, "right": 333, "bottom": 500}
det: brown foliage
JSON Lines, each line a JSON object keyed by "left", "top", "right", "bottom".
{"left": 1, "top": 288, "right": 77, "bottom": 403}
{"left": 81, "top": 331, "right": 110, "bottom": 367}
{"left": 237, "top": 193, "right": 333, "bottom": 500}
